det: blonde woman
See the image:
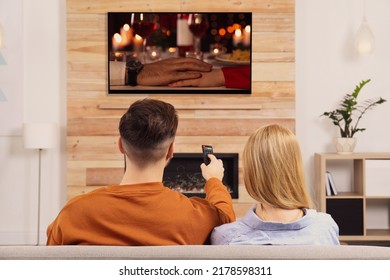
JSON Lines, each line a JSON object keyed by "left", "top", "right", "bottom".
{"left": 211, "top": 124, "right": 339, "bottom": 245}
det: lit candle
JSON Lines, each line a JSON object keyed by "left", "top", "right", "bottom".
{"left": 232, "top": 29, "right": 242, "bottom": 47}
{"left": 112, "top": 33, "right": 122, "bottom": 51}
{"left": 113, "top": 51, "right": 126, "bottom": 61}
{"left": 167, "top": 47, "right": 178, "bottom": 57}
{"left": 210, "top": 43, "right": 223, "bottom": 55}
{"left": 120, "top": 23, "right": 132, "bottom": 47}
{"left": 146, "top": 45, "right": 162, "bottom": 61}
{"left": 243, "top": 25, "right": 251, "bottom": 47}
{"left": 133, "top": 34, "right": 143, "bottom": 53}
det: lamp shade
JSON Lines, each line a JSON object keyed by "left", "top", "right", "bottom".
{"left": 355, "top": 17, "right": 375, "bottom": 54}
{"left": 23, "top": 123, "right": 57, "bottom": 149}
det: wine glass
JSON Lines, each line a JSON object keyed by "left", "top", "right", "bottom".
{"left": 188, "top": 13, "right": 209, "bottom": 55}
{"left": 130, "top": 13, "right": 157, "bottom": 62}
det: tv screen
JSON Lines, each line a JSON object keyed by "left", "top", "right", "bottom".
{"left": 107, "top": 12, "right": 252, "bottom": 94}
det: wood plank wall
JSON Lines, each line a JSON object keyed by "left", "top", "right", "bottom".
{"left": 67, "top": 0, "right": 295, "bottom": 218}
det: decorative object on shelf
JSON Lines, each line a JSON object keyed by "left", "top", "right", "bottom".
{"left": 335, "top": 137, "right": 357, "bottom": 154}
{"left": 325, "top": 171, "right": 338, "bottom": 196}
{"left": 355, "top": 0, "right": 375, "bottom": 54}
{"left": 321, "top": 79, "right": 386, "bottom": 154}
{"left": 23, "top": 123, "right": 57, "bottom": 245}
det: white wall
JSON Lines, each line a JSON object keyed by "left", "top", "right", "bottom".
{"left": 0, "top": 0, "right": 66, "bottom": 245}
{"left": 296, "top": 0, "right": 390, "bottom": 200}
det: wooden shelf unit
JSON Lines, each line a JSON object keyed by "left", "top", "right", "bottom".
{"left": 315, "top": 153, "right": 390, "bottom": 242}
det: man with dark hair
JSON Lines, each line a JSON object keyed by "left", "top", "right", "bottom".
{"left": 47, "top": 98, "right": 235, "bottom": 245}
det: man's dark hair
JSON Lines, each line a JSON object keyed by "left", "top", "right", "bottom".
{"left": 119, "top": 98, "right": 178, "bottom": 168}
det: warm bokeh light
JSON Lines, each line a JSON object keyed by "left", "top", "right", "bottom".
{"left": 168, "top": 47, "right": 177, "bottom": 54}
{"left": 113, "top": 33, "right": 122, "bottom": 43}
{"left": 123, "top": 24, "right": 130, "bottom": 31}
{"left": 233, "top": 23, "right": 241, "bottom": 30}
{"left": 245, "top": 25, "right": 251, "bottom": 33}
{"left": 227, "top": 26, "right": 235, "bottom": 33}
{"left": 218, "top": 28, "right": 226, "bottom": 36}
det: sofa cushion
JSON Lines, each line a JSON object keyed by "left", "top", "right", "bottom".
{"left": 0, "top": 245, "right": 389, "bottom": 260}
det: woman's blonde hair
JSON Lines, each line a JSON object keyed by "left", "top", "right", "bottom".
{"left": 243, "top": 124, "right": 311, "bottom": 209}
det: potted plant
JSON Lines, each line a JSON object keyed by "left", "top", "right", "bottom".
{"left": 321, "top": 79, "right": 386, "bottom": 153}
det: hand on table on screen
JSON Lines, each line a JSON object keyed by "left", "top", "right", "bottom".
{"left": 137, "top": 57, "right": 212, "bottom": 86}
{"left": 168, "top": 68, "right": 225, "bottom": 88}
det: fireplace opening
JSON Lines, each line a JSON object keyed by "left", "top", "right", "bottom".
{"left": 163, "top": 153, "right": 238, "bottom": 199}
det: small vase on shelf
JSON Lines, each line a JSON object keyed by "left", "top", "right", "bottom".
{"left": 335, "top": 137, "right": 357, "bottom": 154}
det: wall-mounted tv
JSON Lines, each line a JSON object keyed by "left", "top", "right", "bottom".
{"left": 107, "top": 12, "right": 252, "bottom": 94}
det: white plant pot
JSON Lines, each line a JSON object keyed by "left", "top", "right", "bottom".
{"left": 335, "top": 137, "right": 357, "bottom": 154}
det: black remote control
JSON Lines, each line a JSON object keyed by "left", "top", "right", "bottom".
{"left": 202, "top": 145, "right": 213, "bottom": 165}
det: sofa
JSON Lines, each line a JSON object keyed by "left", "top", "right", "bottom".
{"left": 1, "top": 245, "right": 390, "bottom": 259}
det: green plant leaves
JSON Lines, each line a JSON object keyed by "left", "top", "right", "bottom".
{"left": 321, "top": 79, "right": 386, "bottom": 138}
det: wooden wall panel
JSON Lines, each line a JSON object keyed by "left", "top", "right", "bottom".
{"left": 66, "top": 0, "right": 295, "bottom": 218}
{"left": 67, "top": 0, "right": 294, "bottom": 14}
{"left": 180, "top": 0, "right": 294, "bottom": 13}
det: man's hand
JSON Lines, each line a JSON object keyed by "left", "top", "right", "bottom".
{"left": 201, "top": 154, "right": 224, "bottom": 181}
{"left": 137, "top": 57, "right": 213, "bottom": 86}
{"left": 168, "top": 68, "right": 225, "bottom": 88}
